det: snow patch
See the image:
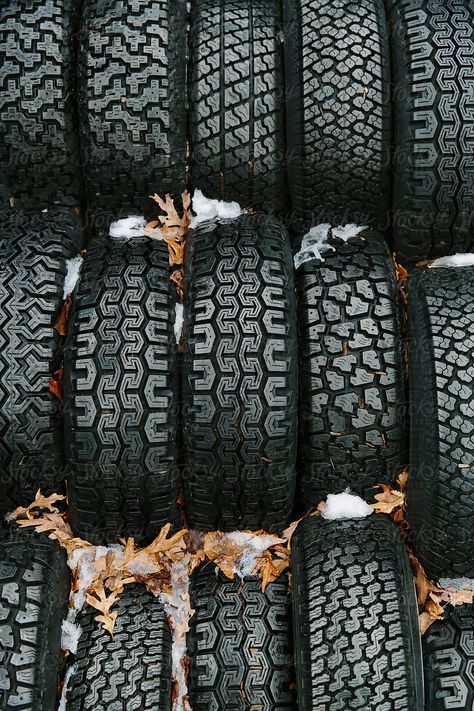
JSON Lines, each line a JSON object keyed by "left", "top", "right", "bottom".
{"left": 320, "top": 489, "right": 374, "bottom": 521}
{"left": 63, "top": 255, "right": 83, "bottom": 299}
{"left": 190, "top": 189, "right": 243, "bottom": 228}
{"left": 61, "top": 614, "right": 82, "bottom": 655}
{"left": 58, "top": 666, "right": 75, "bottom": 711}
{"left": 428, "top": 253, "right": 474, "bottom": 268}
{"left": 439, "top": 577, "right": 474, "bottom": 591}
{"left": 225, "top": 531, "right": 284, "bottom": 577}
{"left": 174, "top": 303, "right": 184, "bottom": 345}
{"left": 294, "top": 223, "right": 367, "bottom": 269}
{"left": 109, "top": 215, "right": 148, "bottom": 239}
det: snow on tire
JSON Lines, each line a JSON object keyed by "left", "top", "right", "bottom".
{"left": 182, "top": 215, "right": 298, "bottom": 532}
{"left": 291, "top": 516, "right": 423, "bottom": 710}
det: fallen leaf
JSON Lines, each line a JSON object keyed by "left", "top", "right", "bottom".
{"left": 54, "top": 294, "right": 73, "bottom": 336}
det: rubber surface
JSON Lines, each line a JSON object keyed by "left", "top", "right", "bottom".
{"left": 0, "top": 208, "right": 83, "bottom": 516}
{"left": 189, "top": 0, "right": 287, "bottom": 212}
{"left": 79, "top": 0, "right": 187, "bottom": 218}
{"left": 296, "top": 230, "right": 406, "bottom": 509}
{"left": 0, "top": 529, "right": 70, "bottom": 710}
{"left": 188, "top": 567, "right": 295, "bottom": 710}
{"left": 0, "top": 0, "right": 82, "bottom": 209}
{"left": 63, "top": 584, "right": 172, "bottom": 710}
{"left": 64, "top": 234, "right": 179, "bottom": 545}
{"left": 407, "top": 267, "right": 474, "bottom": 579}
{"left": 283, "top": 0, "right": 391, "bottom": 232}
{"left": 388, "top": 0, "right": 474, "bottom": 262}
{"left": 182, "top": 215, "right": 298, "bottom": 532}
{"left": 423, "top": 604, "right": 474, "bottom": 710}
{"left": 291, "top": 516, "right": 423, "bottom": 710}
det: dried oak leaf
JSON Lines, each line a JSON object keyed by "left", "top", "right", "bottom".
{"left": 371, "top": 483, "right": 405, "bottom": 515}
{"left": 54, "top": 293, "right": 73, "bottom": 336}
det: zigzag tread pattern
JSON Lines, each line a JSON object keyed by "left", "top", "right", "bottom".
{"left": 291, "top": 516, "right": 423, "bottom": 710}
{"left": 182, "top": 215, "right": 298, "bottom": 532}
{"left": 189, "top": 0, "right": 287, "bottom": 211}
{"left": 296, "top": 232, "right": 406, "bottom": 508}
{"left": 0, "top": 0, "right": 82, "bottom": 208}
{"left": 0, "top": 208, "right": 83, "bottom": 515}
{"left": 79, "top": 0, "right": 187, "bottom": 215}
{"left": 0, "top": 529, "right": 69, "bottom": 710}
{"left": 64, "top": 584, "right": 172, "bottom": 710}
{"left": 407, "top": 267, "right": 474, "bottom": 578}
{"left": 64, "top": 234, "right": 179, "bottom": 545}
{"left": 389, "top": 0, "right": 474, "bottom": 261}
{"left": 188, "top": 568, "right": 296, "bottom": 711}
{"left": 283, "top": 0, "right": 391, "bottom": 231}
{"left": 423, "top": 604, "right": 474, "bottom": 710}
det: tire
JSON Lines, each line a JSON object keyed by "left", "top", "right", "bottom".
{"left": 189, "top": 0, "right": 287, "bottom": 212}
{"left": 0, "top": 208, "right": 83, "bottom": 517}
{"left": 423, "top": 604, "right": 474, "bottom": 710}
{"left": 79, "top": 0, "right": 187, "bottom": 218}
{"left": 283, "top": 0, "right": 391, "bottom": 233}
{"left": 62, "top": 584, "right": 172, "bottom": 710}
{"left": 406, "top": 266, "right": 474, "bottom": 579}
{"left": 296, "top": 230, "right": 406, "bottom": 509}
{"left": 388, "top": 0, "right": 474, "bottom": 263}
{"left": 188, "top": 567, "right": 295, "bottom": 711}
{"left": 0, "top": 529, "right": 70, "bottom": 711}
{"left": 0, "top": 0, "right": 82, "bottom": 209}
{"left": 64, "top": 233, "right": 179, "bottom": 545}
{"left": 182, "top": 215, "right": 298, "bottom": 532}
{"left": 291, "top": 516, "right": 423, "bottom": 710}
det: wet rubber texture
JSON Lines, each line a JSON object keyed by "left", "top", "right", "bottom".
{"left": 79, "top": 0, "right": 187, "bottom": 219}
{"left": 64, "top": 234, "right": 179, "bottom": 545}
{"left": 291, "top": 516, "right": 423, "bottom": 710}
{"left": 182, "top": 215, "right": 298, "bottom": 532}
{"left": 296, "top": 231, "right": 406, "bottom": 509}
{"left": 0, "top": 529, "right": 70, "bottom": 711}
{"left": 388, "top": 0, "right": 474, "bottom": 263}
{"left": 406, "top": 267, "right": 474, "bottom": 579}
{"left": 423, "top": 604, "right": 474, "bottom": 710}
{"left": 0, "top": 208, "right": 83, "bottom": 516}
{"left": 188, "top": 567, "right": 296, "bottom": 711}
{"left": 0, "top": 0, "right": 82, "bottom": 209}
{"left": 189, "top": 0, "right": 287, "bottom": 212}
{"left": 283, "top": 0, "right": 391, "bottom": 233}
{"left": 63, "top": 584, "right": 172, "bottom": 710}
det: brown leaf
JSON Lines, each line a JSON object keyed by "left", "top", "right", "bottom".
{"left": 54, "top": 294, "right": 73, "bottom": 336}
{"left": 371, "top": 483, "right": 405, "bottom": 515}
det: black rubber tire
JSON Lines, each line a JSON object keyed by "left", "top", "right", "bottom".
{"left": 0, "top": 0, "right": 82, "bottom": 209}
{"left": 0, "top": 208, "right": 83, "bottom": 517}
{"left": 189, "top": 0, "right": 287, "bottom": 212}
{"left": 0, "top": 529, "right": 70, "bottom": 711}
{"left": 406, "top": 266, "right": 474, "bottom": 579}
{"left": 388, "top": 0, "right": 474, "bottom": 263}
{"left": 63, "top": 584, "right": 172, "bottom": 710}
{"left": 64, "top": 233, "right": 179, "bottom": 545}
{"left": 182, "top": 215, "right": 298, "bottom": 532}
{"left": 423, "top": 604, "right": 474, "bottom": 710}
{"left": 79, "top": 0, "right": 187, "bottom": 218}
{"left": 283, "top": 0, "right": 391, "bottom": 233}
{"left": 296, "top": 229, "right": 406, "bottom": 509}
{"left": 188, "top": 567, "right": 295, "bottom": 711}
{"left": 291, "top": 515, "right": 423, "bottom": 710}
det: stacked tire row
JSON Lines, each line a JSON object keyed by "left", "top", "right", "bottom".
{"left": 0, "top": 1, "right": 473, "bottom": 711}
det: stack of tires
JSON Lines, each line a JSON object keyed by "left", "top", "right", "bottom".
{"left": 0, "top": 1, "right": 473, "bottom": 710}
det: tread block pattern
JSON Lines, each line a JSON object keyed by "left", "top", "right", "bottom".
{"left": 0, "top": 208, "right": 83, "bottom": 516}
{"left": 388, "top": 0, "right": 474, "bottom": 262}
{"left": 291, "top": 516, "right": 423, "bottom": 711}
{"left": 189, "top": 0, "right": 287, "bottom": 212}
{"left": 423, "top": 604, "right": 474, "bottom": 710}
{"left": 64, "top": 234, "right": 179, "bottom": 545}
{"left": 0, "top": 0, "right": 82, "bottom": 209}
{"left": 0, "top": 529, "right": 69, "bottom": 711}
{"left": 283, "top": 0, "right": 391, "bottom": 232}
{"left": 296, "top": 231, "right": 406, "bottom": 508}
{"left": 182, "top": 215, "right": 298, "bottom": 532}
{"left": 188, "top": 567, "right": 296, "bottom": 711}
{"left": 407, "top": 267, "right": 474, "bottom": 578}
{"left": 79, "top": 0, "right": 187, "bottom": 217}
{"left": 64, "top": 584, "right": 172, "bottom": 710}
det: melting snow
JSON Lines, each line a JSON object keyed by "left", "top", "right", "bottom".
{"left": 109, "top": 215, "right": 148, "bottom": 239}
{"left": 320, "top": 489, "right": 374, "bottom": 520}
{"left": 61, "top": 615, "right": 82, "bottom": 655}
{"left": 438, "top": 577, "right": 474, "bottom": 591}
{"left": 190, "top": 189, "right": 243, "bottom": 228}
{"left": 63, "top": 255, "right": 83, "bottom": 299}
{"left": 294, "top": 223, "right": 368, "bottom": 269}
{"left": 174, "top": 303, "right": 184, "bottom": 345}
{"left": 58, "top": 666, "right": 75, "bottom": 711}
{"left": 428, "top": 253, "right": 474, "bottom": 268}
{"left": 225, "top": 531, "right": 284, "bottom": 577}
